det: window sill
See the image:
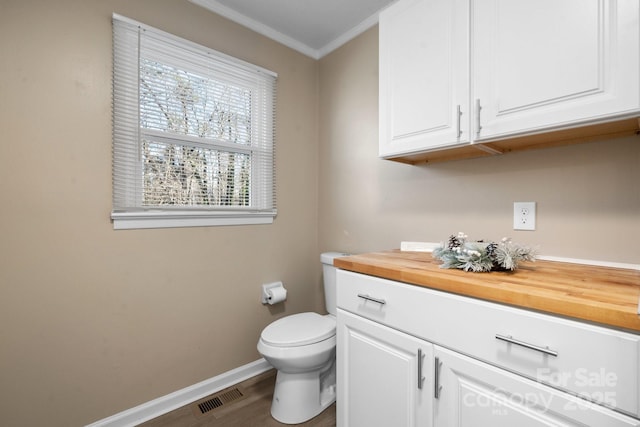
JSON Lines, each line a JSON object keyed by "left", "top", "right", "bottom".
{"left": 111, "top": 210, "right": 275, "bottom": 230}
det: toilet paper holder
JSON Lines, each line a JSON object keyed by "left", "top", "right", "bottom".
{"left": 261, "top": 281, "right": 286, "bottom": 304}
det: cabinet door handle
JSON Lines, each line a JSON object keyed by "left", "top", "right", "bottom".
{"left": 456, "top": 104, "right": 462, "bottom": 138}
{"left": 417, "top": 348, "right": 426, "bottom": 389}
{"left": 475, "top": 99, "right": 482, "bottom": 137}
{"left": 434, "top": 356, "right": 442, "bottom": 399}
{"left": 356, "top": 294, "right": 386, "bottom": 305}
{"left": 495, "top": 334, "right": 558, "bottom": 357}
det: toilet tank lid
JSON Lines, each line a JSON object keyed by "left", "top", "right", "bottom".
{"left": 261, "top": 312, "right": 335, "bottom": 347}
{"left": 320, "top": 252, "right": 350, "bottom": 265}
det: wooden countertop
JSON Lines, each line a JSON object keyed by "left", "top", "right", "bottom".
{"left": 334, "top": 251, "right": 640, "bottom": 332}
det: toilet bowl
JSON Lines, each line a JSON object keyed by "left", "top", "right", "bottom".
{"left": 257, "top": 252, "right": 346, "bottom": 424}
{"left": 258, "top": 312, "right": 336, "bottom": 424}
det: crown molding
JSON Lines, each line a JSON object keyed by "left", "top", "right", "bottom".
{"left": 189, "top": 0, "right": 387, "bottom": 60}
{"left": 189, "top": 0, "right": 320, "bottom": 58}
{"left": 317, "top": 10, "right": 381, "bottom": 58}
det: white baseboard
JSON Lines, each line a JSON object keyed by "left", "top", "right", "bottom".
{"left": 86, "top": 358, "right": 272, "bottom": 427}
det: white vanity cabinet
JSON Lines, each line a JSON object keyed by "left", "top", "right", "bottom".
{"left": 336, "top": 269, "right": 640, "bottom": 427}
{"left": 379, "top": 0, "right": 640, "bottom": 162}
{"left": 378, "top": 0, "right": 470, "bottom": 158}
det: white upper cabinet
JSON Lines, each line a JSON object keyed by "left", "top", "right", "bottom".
{"left": 379, "top": 0, "right": 469, "bottom": 158}
{"left": 379, "top": 0, "right": 640, "bottom": 163}
{"left": 473, "top": 0, "right": 640, "bottom": 141}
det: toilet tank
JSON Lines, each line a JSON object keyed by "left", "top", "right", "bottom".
{"left": 320, "top": 252, "right": 349, "bottom": 316}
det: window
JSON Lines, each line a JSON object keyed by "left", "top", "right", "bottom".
{"left": 111, "top": 14, "right": 277, "bottom": 229}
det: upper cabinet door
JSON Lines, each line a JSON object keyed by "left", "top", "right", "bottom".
{"left": 473, "top": 0, "right": 640, "bottom": 141}
{"left": 379, "top": 0, "right": 470, "bottom": 158}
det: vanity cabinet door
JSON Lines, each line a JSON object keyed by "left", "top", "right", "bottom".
{"left": 473, "top": 0, "right": 640, "bottom": 141}
{"left": 379, "top": 0, "right": 469, "bottom": 158}
{"left": 433, "top": 346, "right": 640, "bottom": 427}
{"left": 337, "top": 309, "right": 433, "bottom": 427}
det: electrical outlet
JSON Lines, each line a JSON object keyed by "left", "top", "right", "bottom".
{"left": 513, "top": 202, "right": 536, "bottom": 231}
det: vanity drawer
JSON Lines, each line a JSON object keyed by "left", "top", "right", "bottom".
{"left": 336, "top": 269, "right": 640, "bottom": 417}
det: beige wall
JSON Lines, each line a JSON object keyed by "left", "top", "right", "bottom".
{"left": 0, "top": 1, "right": 321, "bottom": 426}
{"left": 1, "top": 1, "right": 639, "bottom": 426}
{"left": 319, "top": 27, "right": 640, "bottom": 263}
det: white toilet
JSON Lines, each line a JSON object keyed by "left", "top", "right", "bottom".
{"left": 257, "top": 252, "right": 346, "bottom": 424}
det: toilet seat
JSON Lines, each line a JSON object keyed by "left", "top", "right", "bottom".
{"left": 261, "top": 312, "right": 335, "bottom": 347}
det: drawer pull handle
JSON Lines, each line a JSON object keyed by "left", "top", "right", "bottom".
{"left": 357, "top": 294, "right": 386, "bottom": 305}
{"left": 475, "top": 98, "right": 482, "bottom": 136}
{"left": 495, "top": 334, "right": 558, "bottom": 357}
{"left": 434, "top": 356, "right": 442, "bottom": 399}
{"left": 417, "top": 348, "right": 425, "bottom": 389}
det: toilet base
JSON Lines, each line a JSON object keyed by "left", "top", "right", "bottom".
{"left": 270, "top": 359, "right": 336, "bottom": 424}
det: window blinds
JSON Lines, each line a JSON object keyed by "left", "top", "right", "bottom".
{"left": 111, "top": 14, "right": 277, "bottom": 229}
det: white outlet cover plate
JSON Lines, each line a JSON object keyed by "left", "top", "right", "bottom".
{"left": 513, "top": 202, "right": 536, "bottom": 230}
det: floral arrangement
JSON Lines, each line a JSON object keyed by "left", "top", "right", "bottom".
{"left": 432, "top": 232, "right": 537, "bottom": 272}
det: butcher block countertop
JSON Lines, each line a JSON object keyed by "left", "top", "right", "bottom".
{"left": 334, "top": 251, "right": 640, "bottom": 333}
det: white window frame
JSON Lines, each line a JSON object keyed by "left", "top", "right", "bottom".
{"left": 111, "top": 14, "right": 277, "bottom": 230}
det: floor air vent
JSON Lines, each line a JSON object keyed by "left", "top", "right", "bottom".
{"left": 198, "top": 396, "right": 223, "bottom": 413}
{"left": 194, "top": 387, "right": 245, "bottom": 416}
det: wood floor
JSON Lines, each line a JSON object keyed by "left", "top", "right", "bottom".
{"left": 139, "top": 370, "right": 336, "bottom": 427}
